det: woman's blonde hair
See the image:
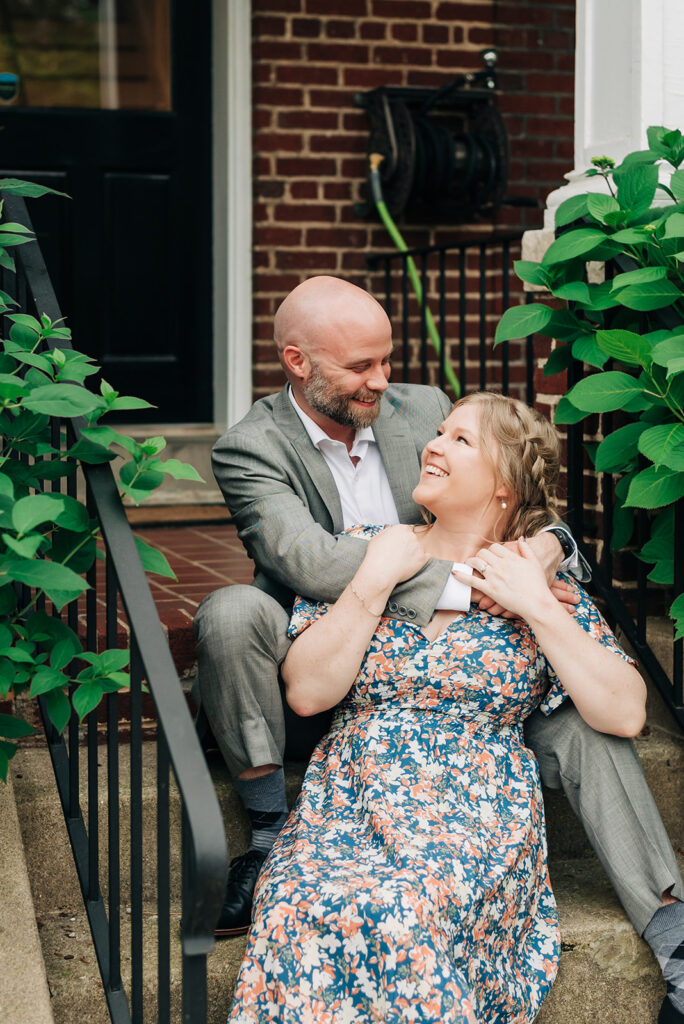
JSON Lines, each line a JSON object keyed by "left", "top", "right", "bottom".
{"left": 452, "top": 391, "right": 561, "bottom": 541}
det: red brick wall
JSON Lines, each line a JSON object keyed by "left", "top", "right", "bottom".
{"left": 251, "top": 0, "right": 576, "bottom": 399}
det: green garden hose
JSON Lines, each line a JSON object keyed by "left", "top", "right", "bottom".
{"left": 368, "top": 153, "right": 460, "bottom": 397}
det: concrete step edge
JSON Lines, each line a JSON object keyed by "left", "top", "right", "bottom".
{"left": 0, "top": 773, "right": 54, "bottom": 1024}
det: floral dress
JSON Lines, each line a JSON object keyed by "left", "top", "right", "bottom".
{"left": 228, "top": 527, "right": 634, "bottom": 1024}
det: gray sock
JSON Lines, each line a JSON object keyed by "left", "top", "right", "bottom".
{"left": 233, "top": 768, "right": 289, "bottom": 855}
{"left": 644, "top": 900, "right": 684, "bottom": 1014}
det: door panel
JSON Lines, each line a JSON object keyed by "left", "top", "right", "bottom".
{"left": 0, "top": 0, "right": 212, "bottom": 423}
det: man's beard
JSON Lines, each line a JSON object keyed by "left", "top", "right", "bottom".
{"left": 302, "top": 361, "right": 383, "bottom": 429}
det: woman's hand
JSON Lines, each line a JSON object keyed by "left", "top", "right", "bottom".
{"left": 362, "top": 524, "right": 431, "bottom": 588}
{"left": 452, "top": 537, "right": 555, "bottom": 623}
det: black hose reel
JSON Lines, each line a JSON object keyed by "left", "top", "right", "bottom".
{"left": 354, "top": 50, "right": 509, "bottom": 222}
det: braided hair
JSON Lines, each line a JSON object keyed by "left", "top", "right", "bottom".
{"left": 452, "top": 391, "right": 561, "bottom": 541}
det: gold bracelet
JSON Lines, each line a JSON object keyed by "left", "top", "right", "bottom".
{"left": 348, "top": 580, "right": 384, "bottom": 618}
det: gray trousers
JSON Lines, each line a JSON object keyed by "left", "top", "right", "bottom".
{"left": 194, "top": 583, "right": 683, "bottom": 937}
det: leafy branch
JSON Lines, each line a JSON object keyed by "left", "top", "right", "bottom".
{"left": 494, "top": 126, "right": 684, "bottom": 641}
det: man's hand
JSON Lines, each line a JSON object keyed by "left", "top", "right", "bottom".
{"left": 470, "top": 534, "right": 579, "bottom": 618}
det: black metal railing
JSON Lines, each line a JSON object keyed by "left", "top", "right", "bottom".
{"left": 368, "top": 237, "right": 684, "bottom": 731}
{"left": 3, "top": 194, "right": 228, "bottom": 1023}
{"left": 367, "top": 233, "right": 533, "bottom": 402}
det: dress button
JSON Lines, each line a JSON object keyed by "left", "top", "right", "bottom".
{"left": 406, "top": 609, "right": 416, "bottom": 619}
{"left": 398, "top": 605, "right": 407, "bottom": 616}
{"left": 388, "top": 601, "right": 398, "bottom": 612}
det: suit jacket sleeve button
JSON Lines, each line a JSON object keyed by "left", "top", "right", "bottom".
{"left": 398, "top": 605, "right": 407, "bottom": 616}
{"left": 407, "top": 609, "right": 416, "bottom": 619}
{"left": 388, "top": 601, "right": 398, "bottom": 612}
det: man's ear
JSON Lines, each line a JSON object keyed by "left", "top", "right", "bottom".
{"left": 281, "top": 344, "right": 309, "bottom": 381}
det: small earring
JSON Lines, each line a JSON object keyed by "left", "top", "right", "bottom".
{"left": 501, "top": 500, "right": 507, "bottom": 510}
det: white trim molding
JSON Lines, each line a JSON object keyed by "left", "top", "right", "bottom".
{"left": 213, "top": 0, "right": 253, "bottom": 432}
{"left": 542, "top": 0, "right": 684, "bottom": 230}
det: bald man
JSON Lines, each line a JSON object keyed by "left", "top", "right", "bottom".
{"left": 195, "top": 277, "right": 684, "bottom": 1001}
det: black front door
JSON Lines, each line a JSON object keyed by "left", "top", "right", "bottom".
{"left": 0, "top": 0, "right": 212, "bottom": 423}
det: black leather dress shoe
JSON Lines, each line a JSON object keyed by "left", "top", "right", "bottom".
{"left": 660, "top": 995, "right": 684, "bottom": 1023}
{"left": 215, "top": 849, "right": 267, "bottom": 938}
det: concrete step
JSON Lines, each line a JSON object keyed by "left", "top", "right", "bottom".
{"left": 12, "top": 769, "right": 679, "bottom": 1024}
{"left": 12, "top": 720, "right": 683, "bottom": 908}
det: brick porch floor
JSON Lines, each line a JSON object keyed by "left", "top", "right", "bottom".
{"left": 132, "top": 522, "right": 254, "bottom": 677}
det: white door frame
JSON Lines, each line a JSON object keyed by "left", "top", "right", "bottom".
{"left": 212, "top": 0, "right": 253, "bottom": 432}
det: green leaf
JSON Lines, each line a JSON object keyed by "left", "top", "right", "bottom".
{"left": 3, "top": 559, "right": 88, "bottom": 610}
{"left": 647, "top": 560, "right": 673, "bottom": 584}
{"left": 23, "top": 383, "right": 104, "bottom": 418}
{"left": 616, "top": 163, "right": 658, "bottom": 215}
{"left": 0, "top": 178, "right": 70, "bottom": 199}
{"left": 567, "top": 371, "right": 643, "bottom": 412}
{"left": 594, "top": 329, "right": 652, "bottom": 366}
{"left": 10, "top": 350, "right": 53, "bottom": 374}
{"left": 68, "top": 439, "right": 116, "bottom": 465}
{"left": 51, "top": 638, "right": 77, "bottom": 671}
{"left": 12, "top": 494, "right": 66, "bottom": 535}
{"left": 638, "top": 527, "right": 672, "bottom": 563}
{"left": 572, "top": 334, "right": 610, "bottom": 368}
{"left": 118, "top": 463, "right": 165, "bottom": 491}
{"left": 0, "top": 712, "right": 35, "bottom": 739}
{"left": 624, "top": 466, "right": 684, "bottom": 508}
{"left": 11, "top": 493, "right": 88, "bottom": 535}
{"left": 610, "top": 227, "right": 653, "bottom": 244}
{"left": 2, "top": 532, "right": 45, "bottom": 559}
{"left": 134, "top": 535, "right": 177, "bottom": 580}
{"left": 554, "top": 395, "right": 587, "bottom": 425}
{"left": 0, "top": 248, "right": 15, "bottom": 272}
{"left": 0, "top": 646, "right": 35, "bottom": 664}
{"left": 610, "top": 266, "right": 668, "bottom": 290}
{"left": 615, "top": 279, "right": 682, "bottom": 311}
{"left": 616, "top": 149, "right": 660, "bottom": 170}
{"left": 513, "top": 260, "right": 548, "bottom": 287}
{"left": 610, "top": 502, "right": 634, "bottom": 550}
{"left": 555, "top": 194, "right": 589, "bottom": 228}
{"left": 670, "top": 168, "right": 684, "bottom": 200}
{"left": 663, "top": 212, "right": 684, "bottom": 238}
{"left": 156, "top": 458, "right": 204, "bottom": 483}
{"left": 103, "top": 395, "right": 154, "bottom": 413}
{"left": 595, "top": 422, "right": 647, "bottom": 472}
{"left": 79, "top": 648, "right": 130, "bottom": 672}
{"left": 582, "top": 280, "right": 621, "bottom": 312}
{"left": 0, "top": 739, "right": 16, "bottom": 781}
{"left": 29, "top": 665, "right": 69, "bottom": 697}
{"left": 72, "top": 682, "right": 104, "bottom": 721}
{"left": 0, "top": 234, "right": 33, "bottom": 248}
{"left": 44, "top": 688, "right": 71, "bottom": 733}
{"left": 651, "top": 335, "right": 684, "bottom": 378}
{"left": 638, "top": 423, "right": 684, "bottom": 470}
{"left": 51, "top": 526, "right": 97, "bottom": 574}
{"left": 0, "top": 374, "right": 29, "bottom": 400}
{"left": 586, "top": 193, "right": 620, "bottom": 222}
{"left": 139, "top": 436, "right": 167, "bottom": 458}
{"left": 671, "top": 593, "right": 684, "bottom": 641}
{"left": 553, "top": 281, "right": 592, "bottom": 303}
{"left": 543, "top": 344, "right": 572, "bottom": 378}
{"left": 494, "top": 303, "right": 553, "bottom": 344}
{"left": 542, "top": 228, "right": 607, "bottom": 266}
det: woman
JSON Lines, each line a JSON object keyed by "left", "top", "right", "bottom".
{"left": 228, "top": 392, "right": 646, "bottom": 1024}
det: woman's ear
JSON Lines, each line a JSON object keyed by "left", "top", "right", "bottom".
{"left": 495, "top": 485, "right": 511, "bottom": 507}
{"left": 281, "top": 344, "right": 309, "bottom": 381}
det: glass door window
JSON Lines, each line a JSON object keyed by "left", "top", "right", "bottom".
{"left": 0, "top": 0, "right": 170, "bottom": 110}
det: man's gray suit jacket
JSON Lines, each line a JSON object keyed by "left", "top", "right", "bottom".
{"left": 211, "top": 383, "right": 454, "bottom": 627}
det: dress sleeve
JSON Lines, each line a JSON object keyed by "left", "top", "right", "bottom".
{"left": 286, "top": 524, "right": 384, "bottom": 640}
{"left": 538, "top": 576, "right": 638, "bottom": 716}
